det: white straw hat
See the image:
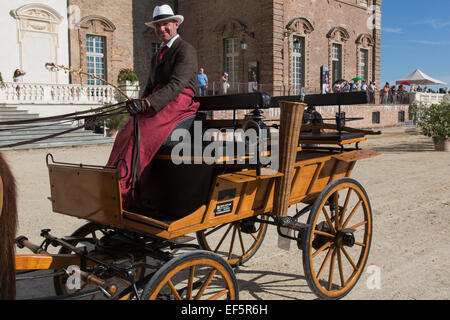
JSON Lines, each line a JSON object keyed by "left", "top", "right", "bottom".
{"left": 145, "top": 4, "right": 184, "bottom": 28}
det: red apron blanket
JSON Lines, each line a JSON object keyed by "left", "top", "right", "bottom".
{"left": 107, "top": 87, "right": 199, "bottom": 209}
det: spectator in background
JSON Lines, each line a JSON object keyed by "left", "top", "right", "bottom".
{"left": 343, "top": 81, "right": 351, "bottom": 93}
{"left": 219, "top": 72, "right": 230, "bottom": 95}
{"left": 13, "top": 69, "right": 25, "bottom": 98}
{"left": 333, "top": 80, "right": 342, "bottom": 93}
{"left": 397, "top": 85, "right": 406, "bottom": 104}
{"left": 382, "top": 82, "right": 390, "bottom": 104}
{"left": 196, "top": 67, "right": 208, "bottom": 96}
{"left": 389, "top": 85, "right": 397, "bottom": 104}
{"left": 361, "top": 80, "right": 368, "bottom": 92}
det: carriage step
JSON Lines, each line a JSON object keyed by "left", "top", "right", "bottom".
{"left": 278, "top": 216, "right": 309, "bottom": 232}
{"left": 169, "top": 235, "right": 196, "bottom": 245}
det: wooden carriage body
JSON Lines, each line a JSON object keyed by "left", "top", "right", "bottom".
{"left": 47, "top": 147, "right": 377, "bottom": 241}
{"left": 11, "top": 91, "right": 380, "bottom": 300}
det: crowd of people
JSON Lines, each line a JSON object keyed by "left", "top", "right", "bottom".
{"left": 332, "top": 79, "right": 379, "bottom": 103}
{"left": 331, "top": 79, "right": 448, "bottom": 104}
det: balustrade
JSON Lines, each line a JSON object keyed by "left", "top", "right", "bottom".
{"left": 0, "top": 82, "right": 119, "bottom": 105}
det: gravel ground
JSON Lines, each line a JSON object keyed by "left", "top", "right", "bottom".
{"left": 2, "top": 126, "right": 449, "bottom": 300}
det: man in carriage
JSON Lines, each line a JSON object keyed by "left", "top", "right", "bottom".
{"left": 106, "top": 4, "right": 200, "bottom": 210}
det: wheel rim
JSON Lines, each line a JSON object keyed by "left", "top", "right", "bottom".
{"left": 197, "top": 215, "right": 268, "bottom": 266}
{"left": 305, "top": 180, "right": 372, "bottom": 299}
{"left": 148, "top": 256, "right": 238, "bottom": 300}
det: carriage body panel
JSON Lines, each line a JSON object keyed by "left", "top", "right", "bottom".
{"left": 45, "top": 147, "right": 378, "bottom": 241}
{"left": 48, "top": 164, "right": 123, "bottom": 228}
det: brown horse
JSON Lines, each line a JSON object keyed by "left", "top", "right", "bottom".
{"left": 0, "top": 152, "right": 17, "bottom": 299}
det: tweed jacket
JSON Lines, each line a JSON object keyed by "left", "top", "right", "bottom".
{"left": 142, "top": 37, "right": 198, "bottom": 113}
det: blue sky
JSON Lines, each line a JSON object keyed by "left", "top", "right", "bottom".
{"left": 381, "top": 0, "right": 450, "bottom": 87}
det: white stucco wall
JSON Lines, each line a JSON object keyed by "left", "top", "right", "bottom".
{"left": 0, "top": 0, "right": 69, "bottom": 84}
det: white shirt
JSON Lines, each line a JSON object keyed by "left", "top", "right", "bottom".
{"left": 161, "top": 34, "right": 180, "bottom": 49}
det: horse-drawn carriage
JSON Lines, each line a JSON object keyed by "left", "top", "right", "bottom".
{"left": 2, "top": 90, "right": 380, "bottom": 300}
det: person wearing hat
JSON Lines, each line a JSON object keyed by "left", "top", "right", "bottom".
{"left": 106, "top": 4, "right": 200, "bottom": 210}
{"left": 219, "top": 72, "right": 230, "bottom": 95}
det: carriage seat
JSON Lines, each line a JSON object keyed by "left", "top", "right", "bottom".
{"left": 137, "top": 93, "right": 271, "bottom": 219}
{"left": 299, "top": 131, "right": 366, "bottom": 145}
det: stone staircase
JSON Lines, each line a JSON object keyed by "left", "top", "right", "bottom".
{"left": 0, "top": 105, "right": 115, "bottom": 150}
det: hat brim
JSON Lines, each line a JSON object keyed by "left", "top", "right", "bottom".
{"left": 145, "top": 15, "right": 184, "bottom": 28}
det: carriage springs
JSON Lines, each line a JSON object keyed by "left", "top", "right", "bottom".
{"left": 168, "top": 121, "right": 279, "bottom": 172}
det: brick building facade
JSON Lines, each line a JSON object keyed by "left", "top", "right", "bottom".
{"left": 68, "top": 0, "right": 381, "bottom": 93}
{"left": 67, "top": 0, "right": 396, "bottom": 128}
{"left": 178, "top": 0, "right": 382, "bottom": 96}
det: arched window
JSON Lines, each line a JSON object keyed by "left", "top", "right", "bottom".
{"left": 70, "top": 15, "right": 116, "bottom": 84}
{"left": 285, "top": 17, "right": 314, "bottom": 94}
{"left": 327, "top": 27, "right": 350, "bottom": 85}
{"left": 356, "top": 33, "right": 375, "bottom": 83}
{"left": 214, "top": 19, "right": 249, "bottom": 84}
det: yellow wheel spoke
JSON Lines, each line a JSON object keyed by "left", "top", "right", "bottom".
{"left": 321, "top": 207, "right": 336, "bottom": 234}
{"left": 205, "top": 224, "right": 228, "bottom": 237}
{"left": 207, "top": 289, "right": 229, "bottom": 300}
{"left": 342, "top": 200, "right": 362, "bottom": 229}
{"left": 314, "top": 230, "right": 335, "bottom": 239}
{"left": 186, "top": 266, "right": 195, "bottom": 300}
{"left": 328, "top": 249, "right": 337, "bottom": 291}
{"left": 339, "top": 189, "right": 352, "bottom": 226}
{"left": 168, "top": 279, "right": 182, "bottom": 300}
{"left": 228, "top": 225, "right": 238, "bottom": 260}
{"left": 348, "top": 221, "right": 368, "bottom": 230}
{"left": 214, "top": 224, "right": 233, "bottom": 253}
{"left": 316, "top": 247, "right": 334, "bottom": 279}
{"left": 195, "top": 269, "right": 217, "bottom": 300}
{"left": 341, "top": 247, "right": 358, "bottom": 271}
{"left": 337, "top": 247, "right": 346, "bottom": 288}
{"left": 237, "top": 228, "right": 246, "bottom": 257}
{"left": 312, "top": 241, "right": 333, "bottom": 259}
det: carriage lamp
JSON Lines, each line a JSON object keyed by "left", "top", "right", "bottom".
{"left": 241, "top": 40, "right": 248, "bottom": 51}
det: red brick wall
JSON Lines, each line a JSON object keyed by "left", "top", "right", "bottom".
{"left": 68, "top": 0, "right": 135, "bottom": 85}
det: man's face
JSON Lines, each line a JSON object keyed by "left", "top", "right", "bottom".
{"left": 154, "top": 19, "right": 179, "bottom": 43}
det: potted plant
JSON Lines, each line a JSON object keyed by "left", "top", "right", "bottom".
{"left": 117, "top": 68, "right": 140, "bottom": 101}
{"left": 104, "top": 113, "right": 130, "bottom": 137}
{"left": 410, "top": 101, "right": 450, "bottom": 151}
{"left": 117, "top": 68, "right": 139, "bottom": 86}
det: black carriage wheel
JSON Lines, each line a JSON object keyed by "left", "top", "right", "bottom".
{"left": 196, "top": 215, "right": 268, "bottom": 267}
{"left": 142, "top": 250, "right": 239, "bottom": 300}
{"left": 302, "top": 178, "right": 372, "bottom": 300}
{"left": 53, "top": 222, "right": 144, "bottom": 299}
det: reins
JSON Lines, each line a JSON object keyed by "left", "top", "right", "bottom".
{"left": 0, "top": 63, "right": 132, "bottom": 149}
{"left": 0, "top": 103, "right": 128, "bottom": 148}
{"left": 1, "top": 62, "right": 142, "bottom": 202}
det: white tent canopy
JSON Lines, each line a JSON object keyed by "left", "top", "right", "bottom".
{"left": 396, "top": 69, "right": 447, "bottom": 86}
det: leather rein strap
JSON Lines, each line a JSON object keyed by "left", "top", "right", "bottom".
{"left": 130, "top": 114, "right": 140, "bottom": 201}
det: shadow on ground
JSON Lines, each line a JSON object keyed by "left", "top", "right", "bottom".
{"left": 234, "top": 267, "right": 313, "bottom": 300}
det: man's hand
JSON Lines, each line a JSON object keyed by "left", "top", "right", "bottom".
{"left": 126, "top": 99, "right": 150, "bottom": 115}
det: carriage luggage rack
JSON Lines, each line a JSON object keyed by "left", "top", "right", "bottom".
{"left": 46, "top": 153, "right": 129, "bottom": 179}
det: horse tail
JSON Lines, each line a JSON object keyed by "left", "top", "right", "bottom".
{"left": 0, "top": 152, "right": 18, "bottom": 299}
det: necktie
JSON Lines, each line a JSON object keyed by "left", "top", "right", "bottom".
{"left": 158, "top": 46, "right": 168, "bottom": 63}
